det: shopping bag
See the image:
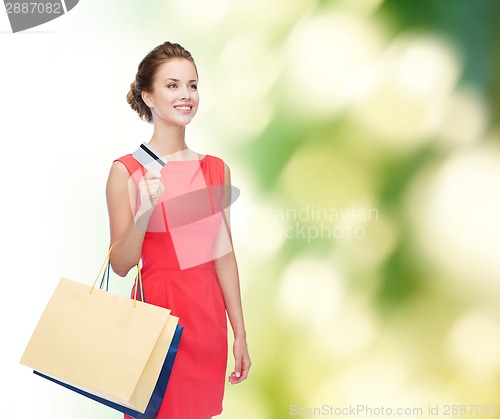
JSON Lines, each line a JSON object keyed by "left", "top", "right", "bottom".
{"left": 20, "top": 249, "right": 180, "bottom": 414}
{"left": 33, "top": 323, "right": 183, "bottom": 418}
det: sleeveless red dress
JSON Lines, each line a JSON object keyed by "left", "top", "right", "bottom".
{"left": 115, "top": 153, "right": 228, "bottom": 419}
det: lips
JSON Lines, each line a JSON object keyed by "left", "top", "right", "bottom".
{"left": 174, "top": 105, "right": 193, "bottom": 112}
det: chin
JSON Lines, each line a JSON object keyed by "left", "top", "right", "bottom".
{"left": 178, "top": 118, "right": 194, "bottom": 127}
{"left": 178, "top": 116, "right": 196, "bottom": 126}
{"left": 160, "top": 117, "right": 195, "bottom": 127}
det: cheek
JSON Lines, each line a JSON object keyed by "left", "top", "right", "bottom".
{"left": 192, "top": 93, "right": 200, "bottom": 107}
{"left": 162, "top": 91, "right": 176, "bottom": 103}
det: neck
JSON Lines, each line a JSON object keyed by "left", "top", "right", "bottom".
{"left": 148, "top": 122, "right": 188, "bottom": 157}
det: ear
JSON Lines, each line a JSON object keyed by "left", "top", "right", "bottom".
{"left": 141, "top": 91, "right": 154, "bottom": 108}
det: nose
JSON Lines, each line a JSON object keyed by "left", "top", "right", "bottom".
{"left": 180, "top": 86, "right": 190, "bottom": 101}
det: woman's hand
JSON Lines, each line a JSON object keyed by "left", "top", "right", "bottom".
{"left": 139, "top": 171, "right": 164, "bottom": 205}
{"left": 228, "top": 336, "right": 251, "bottom": 385}
{"left": 134, "top": 171, "right": 164, "bottom": 230}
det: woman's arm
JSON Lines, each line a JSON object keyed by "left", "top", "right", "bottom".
{"left": 105, "top": 161, "right": 163, "bottom": 276}
{"left": 214, "top": 163, "right": 251, "bottom": 384}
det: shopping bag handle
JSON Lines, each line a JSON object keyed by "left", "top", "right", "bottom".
{"left": 90, "top": 245, "right": 145, "bottom": 307}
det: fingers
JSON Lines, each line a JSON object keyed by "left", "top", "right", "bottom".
{"left": 234, "top": 357, "right": 242, "bottom": 378}
{"left": 145, "top": 171, "right": 162, "bottom": 180}
{"left": 140, "top": 171, "right": 164, "bottom": 202}
{"left": 228, "top": 338, "right": 251, "bottom": 384}
{"left": 228, "top": 355, "right": 251, "bottom": 385}
{"left": 133, "top": 172, "right": 165, "bottom": 230}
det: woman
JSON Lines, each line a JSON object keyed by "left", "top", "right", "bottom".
{"left": 106, "top": 41, "right": 251, "bottom": 419}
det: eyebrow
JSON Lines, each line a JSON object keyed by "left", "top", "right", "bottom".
{"left": 165, "top": 78, "right": 198, "bottom": 83}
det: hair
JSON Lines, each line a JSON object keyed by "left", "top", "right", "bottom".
{"left": 126, "top": 41, "right": 197, "bottom": 123}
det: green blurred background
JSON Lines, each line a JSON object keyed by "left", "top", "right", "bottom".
{"left": 3, "top": 0, "right": 500, "bottom": 418}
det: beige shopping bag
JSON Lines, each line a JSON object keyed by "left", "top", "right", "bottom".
{"left": 20, "top": 253, "right": 178, "bottom": 413}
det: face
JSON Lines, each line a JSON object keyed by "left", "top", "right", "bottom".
{"left": 142, "top": 58, "right": 199, "bottom": 126}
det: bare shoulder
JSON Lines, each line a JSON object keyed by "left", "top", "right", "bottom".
{"left": 109, "top": 160, "right": 131, "bottom": 176}
{"left": 106, "top": 161, "right": 133, "bottom": 198}
{"left": 107, "top": 161, "right": 131, "bottom": 183}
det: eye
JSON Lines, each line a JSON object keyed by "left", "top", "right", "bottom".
{"left": 189, "top": 84, "right": 198, "bottom": 90}
{"left": 167, "top": 83, "right": 177, "bottom": 88}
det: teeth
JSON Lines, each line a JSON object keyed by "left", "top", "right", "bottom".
{"left": 175, "top": 106, "right": 191, "bottom": 111}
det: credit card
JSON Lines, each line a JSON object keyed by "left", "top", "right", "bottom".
{"left": 132, "top": 143, "right": 167, "bottom": 172}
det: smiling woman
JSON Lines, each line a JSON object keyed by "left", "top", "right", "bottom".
{"left": 106, "top": 41, "right": 251, "bottom": 419}
{"left": 126, "top": 42, "right": 199, "bottom": 124}
{"left": 141, "top": 60, "right": 199, "bottom": 126}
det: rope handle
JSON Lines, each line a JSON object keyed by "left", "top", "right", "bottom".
{"left": 90, "top": 245, "right": 144, "bottom": 307}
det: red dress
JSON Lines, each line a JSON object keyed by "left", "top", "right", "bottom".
{"left": 115, "top": 153, "right": 228, "bottom": 419}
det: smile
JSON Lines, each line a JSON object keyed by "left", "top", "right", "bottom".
{"left": 174, "top": 105, "right": 193, "bottom": 112}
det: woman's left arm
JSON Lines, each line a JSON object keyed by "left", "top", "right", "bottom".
{"left": 214, "top": 163, "right": 251, "bottom": 385}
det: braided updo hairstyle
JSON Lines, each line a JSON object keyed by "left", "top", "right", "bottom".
{"left": 126, "top": 41, "right": 198, "bottom": 123}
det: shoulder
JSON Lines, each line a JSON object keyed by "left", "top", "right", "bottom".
{"left": 107, "top": 154, "right": 144, "bottom": 196}
{"left": 203, "top": 153, "right": 228, "bottom": 168}
{"left": 113, "top": 154, "right": 142, "bottom": 175}
{"left": 202, "top": 154, "right": 228, "bottom": 170}
{"left": 202, "top": 154, "right": 231, "bottom": 185}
